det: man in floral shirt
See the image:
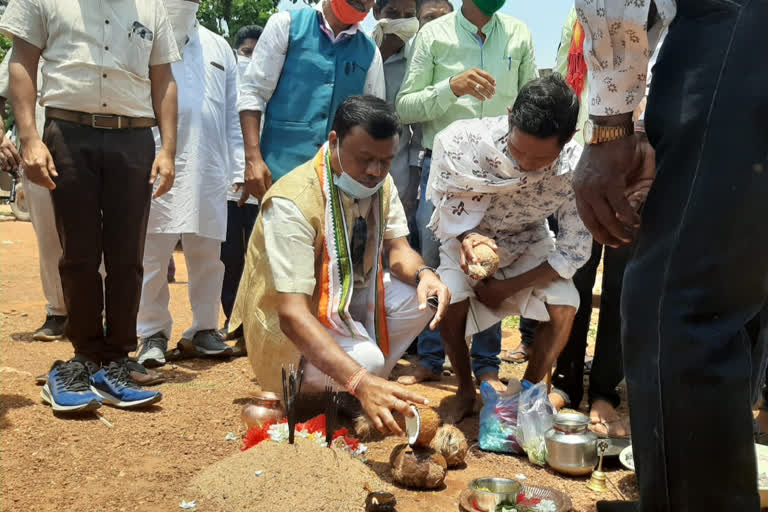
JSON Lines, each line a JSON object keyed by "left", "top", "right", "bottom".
{"left": 428, "top": 75, "right": 591, "bottom": 420}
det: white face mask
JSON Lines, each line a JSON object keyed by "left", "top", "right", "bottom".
{"left": 371, "top": 17, "right": 419, "bottom": 47}
{"left": 334, "top": 141, "right": 385, "bottom": 199}
{"left": 237, "top": 55, "right": 251, "bottom": 77}
{"left": 164, "top": 0, "right": 200, "bottom": 55}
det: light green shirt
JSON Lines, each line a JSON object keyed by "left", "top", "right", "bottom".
{"left": 395, "top": 9, "right": 538, "bottom": 150}
{"left": 554, "top": 7, "right": 588, "bottom": 146}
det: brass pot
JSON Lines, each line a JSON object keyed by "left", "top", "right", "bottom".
{"left": 241, "top": 391, "right": 285, "bottom": 429}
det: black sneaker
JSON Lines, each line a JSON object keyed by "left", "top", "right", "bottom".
{"left": 179, "top": 329, "right": 232, "bottom": 357}
{"left": 33, "top": 315, "right": 67, "bottom": 342}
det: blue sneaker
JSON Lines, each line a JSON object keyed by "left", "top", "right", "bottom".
{"left": 90, "top": 359, "right": 162, "bottom": 408}
{"left": 41, "top": 359, "right": 102, "bottom": 413}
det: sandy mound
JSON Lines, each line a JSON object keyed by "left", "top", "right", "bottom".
{"left": 189, "top": 438, "right": 392, "bottom": 511}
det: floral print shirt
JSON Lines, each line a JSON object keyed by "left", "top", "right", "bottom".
{"left": 427, "top": 116, "right": 592, "bottom": 280}
{"left": 575, "top": 0, "right": 676, "bottom": 115}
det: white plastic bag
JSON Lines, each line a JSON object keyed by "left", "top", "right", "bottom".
{"left": 517, "top": 382, "right": 555, "bottom": 466}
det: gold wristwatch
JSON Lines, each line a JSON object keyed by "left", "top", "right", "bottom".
{"left": 583, "top": 119, "right": 634, "bottom": 145}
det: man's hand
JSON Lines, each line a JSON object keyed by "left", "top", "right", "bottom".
{"left": 572, "top": 132, "right": 655, "bottom": 247}
{"left": 475, "top": 277, "right": 514, "bottom": 310}
{"left": 21, "top": 138, "right": 57, "bottom": 189}
{"left": 233, "top": 182, "right": 250, "bottom": 206}
{"left": 459, "top": 233, "right": 497, "bottom": 275}
{"left": 150, "top": 148, "right": 175, "bottom": 199}
{"left": 355, "top": 372, "right": 429, "bottom": 435}
{"left": 244, "top": 154, "right": 272, "bottom": 201}
{"left": 0, "top": 136, "right": 22, "bottom": 172}
{"left": 416, "top": 269, "right": 450, "bottom": 330}
{"left": 449, "top": 68, "right": 496, "bottom": 101}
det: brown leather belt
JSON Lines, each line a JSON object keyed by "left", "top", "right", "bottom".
{"left": 46, "top": 107, "right": 156, "bottom": 130}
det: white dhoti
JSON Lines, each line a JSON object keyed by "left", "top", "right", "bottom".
{"left": 137, "top": 233, "right": 224, "bottom": 340}
{"left": 22, "top": 175, "right": 66, "bottom": 316}
{"left": 302, "top": 273, "right": 433, "bottom": 392}
{"left": 438, "top": 238, "right": 580, "bottom": 339}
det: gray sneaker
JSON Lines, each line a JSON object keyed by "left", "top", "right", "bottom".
{"left": 137, "top": 332, "right": 168, "bottom": 368}
{"left": 182, "top": 329, "right": 232, "bottom": 357}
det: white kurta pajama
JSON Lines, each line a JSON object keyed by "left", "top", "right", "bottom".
{"left": 427, "top": 116, "right": 592, "bottom": 339}
{"left": 138, "top": 24, "right": 244, "bottom": 340}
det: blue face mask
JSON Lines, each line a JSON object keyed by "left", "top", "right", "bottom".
{"left": 333, "top": 141, "right": 385, "bottom": 199}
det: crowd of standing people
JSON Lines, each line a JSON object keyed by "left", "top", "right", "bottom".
{"left": 0, "top": 0, "right": 766, "bottom": 510}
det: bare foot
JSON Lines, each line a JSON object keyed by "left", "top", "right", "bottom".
{"left": 500, "top": 343, "right": 529, "bottom": 363}
{"left": 548, "top": 392, "right": 567, "bottom": 411}
{"left": 397, "top": 364, "right": 440, "bottom": 385}
{"left": 477, "top": 372, "right": 506, "bottom": 393}
{"left": 446, "top": 389, "right": 476, "bottom": 424}
{"left": 589, "top": 399, "right": 631, "bottom": 438}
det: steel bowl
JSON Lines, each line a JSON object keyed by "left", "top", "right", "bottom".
{"left": 467, "top": 478, "right": 522, "bottom": 511}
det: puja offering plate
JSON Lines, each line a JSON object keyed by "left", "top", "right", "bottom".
{"left": 602, "top": 437, "right": 631, "bottom": 458}
{"left": 458, "top": 484, "right": 572, "bottom": 512}
{"left": 619, "top": 445, "right": 634, "bottom": 471}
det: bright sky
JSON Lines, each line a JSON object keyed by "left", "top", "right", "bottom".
{"left": 276, "top": 0, "right": 575, "bottom": 68}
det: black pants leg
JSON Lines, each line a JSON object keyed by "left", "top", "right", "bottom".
{"left": 552, "top": 240, "right": 602, "bottom": 406}
{"left": 587, "top": 243, "right": 631, "bottom": 407}
{"left": 47, "top": 120, "right": 154, "bottom": 364}
{"left": 220, "top": 201, "right": 259, "bottom": 324}
{"left": 622, "top": 1, "right": 768, "bottom": 508}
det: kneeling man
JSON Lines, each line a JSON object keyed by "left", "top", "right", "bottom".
{"left": 230, "top": 95, "right": 450, "bottom": 432}
{"left": 428, "top": 75, "right": 592, "bottom": 421}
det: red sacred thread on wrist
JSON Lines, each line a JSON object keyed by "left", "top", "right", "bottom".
{"left": 346, "top": 368, "right": 368, "bottom": 396}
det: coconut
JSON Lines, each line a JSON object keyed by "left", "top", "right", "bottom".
{"left": 389, "top": 444, "right": 447, "bottom": 489}
{"left": 393, "top": 405, "right": 441, "bottom": 447}
{"left": 429, "top": 424, "right": 469, "bottom": 467}
{"left": 468, "top": 243, "right": 499, "bottom": 280}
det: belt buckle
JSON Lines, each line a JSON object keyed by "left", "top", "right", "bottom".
{"left": 91, "top": 114, "right": 120, "bottom": 129}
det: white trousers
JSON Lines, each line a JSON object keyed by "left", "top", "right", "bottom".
{"left": 137, "top": 233, "right": 224, "bottom": 340}
{"left": 22, "top": 175, "right": 66, "bottom": 316}
{"left": 302, "top": 273, "right": 433, "bottom": 392}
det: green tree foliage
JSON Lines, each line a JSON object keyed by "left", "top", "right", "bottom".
{"left": 198, "top": 0, "right": 319, "bottom": 44}
{"left": 0, "top": 34, "right": 11, "bottom": 63}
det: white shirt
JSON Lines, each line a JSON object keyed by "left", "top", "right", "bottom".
{"left": 0, "top": 49, "right": 44, "bottom": 136}
{"left": 147, "top": 24, "right": 244, "bottom": 241}
{"left": 0, "top": 0, "right": 180, "bottom": 118}
{"left": 575, "top": 0, "right": 676, "bottom": 115}
{"left": 429, "top": 116, "right": 591, "bottom": 280}
{"left": 237, "top": 3, "right": 385, "bottom": 113}
{"left": 227, "top": 54, "right": 259, "bottom": 206}
{"left": 262, "top": 175, "right": 409, "bottom": 295}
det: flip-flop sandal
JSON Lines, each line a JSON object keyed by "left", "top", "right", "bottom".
{"left": 500, "top": 349, "right": 529, "bottom": 364}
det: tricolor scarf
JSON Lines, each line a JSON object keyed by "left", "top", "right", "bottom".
{"left": 565, "top": 20, "right": 587, "bottom": 100}
{"left": 314, "top": 146, "right": 390, "bottom": 355}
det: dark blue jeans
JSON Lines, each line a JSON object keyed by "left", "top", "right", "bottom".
{"left": 220, "top": 201, "right": 259, "bottom": 324}
{"left": 623, "top": 1, "right": 768, "bottom": 509}
{"left": 415, "top": 155, "right": 502, "bottom": 377}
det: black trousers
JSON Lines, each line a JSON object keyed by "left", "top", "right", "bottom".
{"left": 220, "top": 200, "right": 259, "bottom": 323}
{"left": 623, "top": 1, "right": 768, "bottom": 509}
{"left": 46, "top": 119, "right": 154, "bottom": 364}
{"left": 552, "top": 240, "right": 630, "bottom": 408}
